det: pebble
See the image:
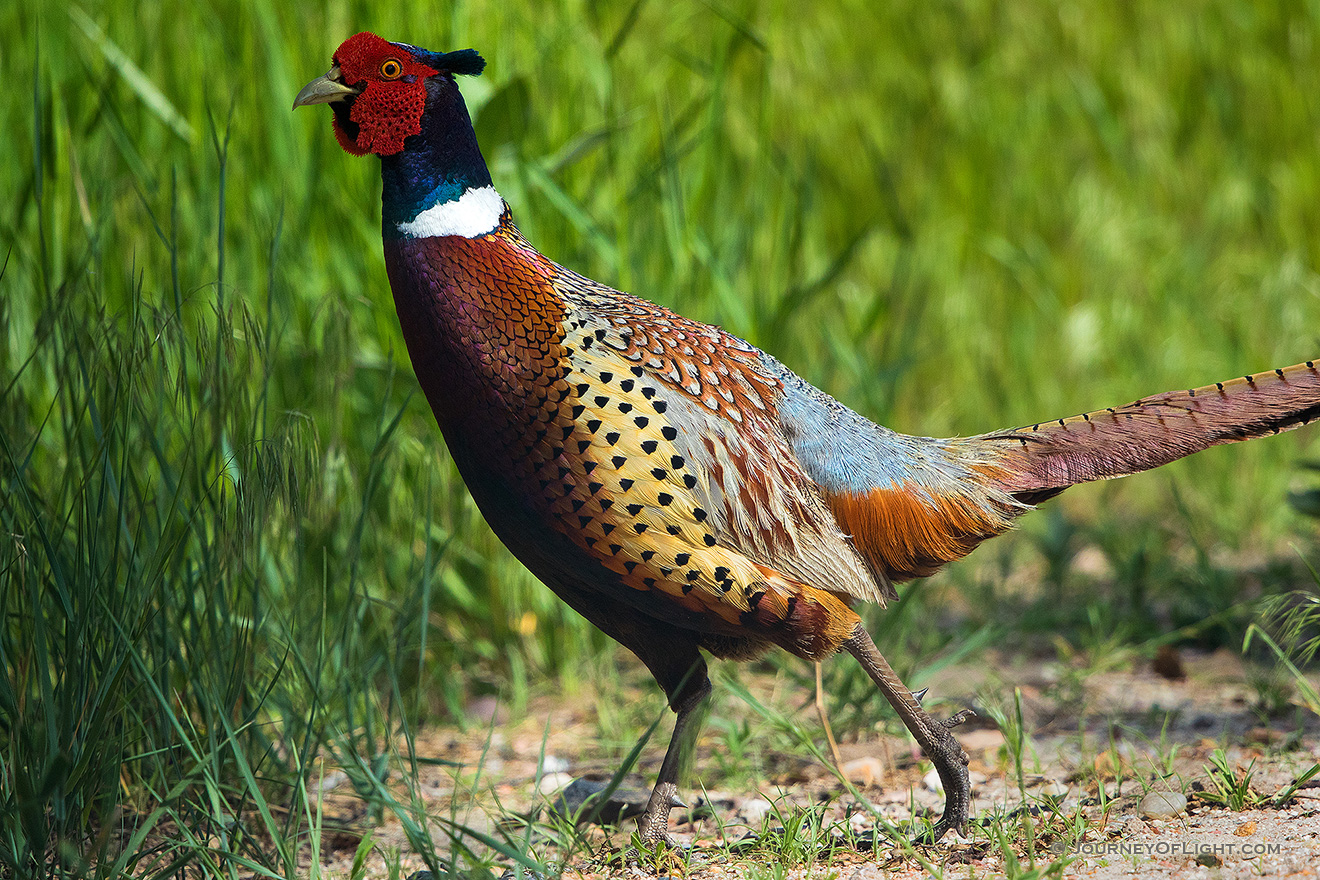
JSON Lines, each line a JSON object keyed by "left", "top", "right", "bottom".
{"left": 959, "top": 728, "right": 1006, "bottom": 753}
{"left": 922, "top": 768, "right": 943, "bottom": 793}
{"left": 848, "top": 811, "right": 874, "bottom": 834}
{"left": 841, "top": 756, "right": 885, "bottom": 787}
{"left": 541, "top": 754, "right": 570, "bottom": 773}
{"left": 739, "top": 797, "right": 773, "bottom": 824}
{"left": 1139, "top": 790, "right": 1188, "bottom": 818}
{"left": 1039, "top": 780, "right": 1068, "bottom": 799}
{"left": 548, "top": 777, "right": 650, "bottom": 825}
{"left": 848, "top": 866, "right": 887, "bottom": 880}
{"left": 1121, "top": 816, "right": 1146, "bottom": 838}
{"left": 316, "top": 770, "right": 347, "bottom": 793}
{"left": 535, "top": 771, "right": 574, "bottom": 795}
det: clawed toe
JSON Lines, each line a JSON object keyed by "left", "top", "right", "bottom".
{"left": 909, "top": 816, "right": 958, "bottom": 846}
{"left": 907, "top": 784, "right": 970, "bottom": 846}
{"left": 623, "top": 832, "right": 690, "bottom": 873}
{"left": 942, "top": 708, "right": 975, "bottom": 730}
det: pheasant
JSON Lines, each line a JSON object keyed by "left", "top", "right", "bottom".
{"left": 295, "top": 33, "right": 1320, "bottom": 846}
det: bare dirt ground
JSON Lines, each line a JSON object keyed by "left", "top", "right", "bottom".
{"left": 311, "top": 646, "right": 1320, "bottom": 879}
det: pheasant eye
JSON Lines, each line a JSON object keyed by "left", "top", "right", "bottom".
{"left": 380, "top": 59, "right": 403, "bottom": 79}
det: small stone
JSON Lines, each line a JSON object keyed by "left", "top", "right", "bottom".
{"left": 841, "top": 756, "right": 885, "bottom": 787}
{"left": 1140, "top": 790, "right": 1187, "bottom": 818}
{"left": 316, "top": 770, "right": 347, "bottom": 793}
{"left": 959, "top": 728, "right": 1006, "bottom": 753}
{"left": 535, "top": 771, "right": 574, "bottom": 795}
{"left": 466, "top": 694, "right": 504, "bottom": 723}
{"left": 739, "top": 797, "right": 773, "bottom": 824}
{"left": 541, "top": 754, "right": 570, "bottom": 774}
{"left": 848, "top": 866, "right": 887, "bottom": 880}
{"left": 922, "top": 767, "right": 943, "bottom": 793}
{"left": 1120, "top": 816, "right": 1145, "bottom": 838}
{"left": 549, "top": 777, "right": 650, "bottom": 825}
{"left": 1194, "top": 851, "right": 1222, "bottom": 868}
{"left": 1152, "top": 644, "right": 1185, "bottom": 680}
{"left": 1039, "top": 780, "right": 1068, "bottom": 800}
{"left": 848, "top": 811, "right": 874, "bottom": 834}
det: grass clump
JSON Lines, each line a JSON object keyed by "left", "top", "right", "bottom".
{"left": 1196, "top": 749, "right": 1264, "bottom": 812}
{"left": 4, "top": 0, "right": 1320, "bottom": 875}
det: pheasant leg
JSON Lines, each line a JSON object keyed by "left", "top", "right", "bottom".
{"left": 842, "top": 624, "right": 972, "bottom": 844}
{"left": 635, "top": 666, "right": 712, "bottom": 846}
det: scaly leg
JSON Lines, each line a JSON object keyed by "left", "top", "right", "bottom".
{"left": 555, "top": 593, "right": 712, "bottom": 849}
{"left": 842, "top": 624, "right": 973, "bottom": 844}
{"left": 635, "top": 661, "right": 712, "bottom": 846}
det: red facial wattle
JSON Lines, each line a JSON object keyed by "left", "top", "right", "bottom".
{"left": 331, "top": 32, "right": 438, "bottom": 156}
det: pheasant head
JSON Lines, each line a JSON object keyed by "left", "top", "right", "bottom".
{"left": 294, "top": 33, "right": 499, "bottom": 238}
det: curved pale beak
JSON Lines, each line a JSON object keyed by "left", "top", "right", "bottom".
{"left": 293, "top": 65, "right": 361, "bottom": 109}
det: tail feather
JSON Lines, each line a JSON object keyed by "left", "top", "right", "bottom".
{"left": 979, "top": 360, "right": 1320, "bottom": 502}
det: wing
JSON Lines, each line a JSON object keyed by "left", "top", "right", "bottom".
{"left": 549, "top": 269, "right": 890, "bottom": 621}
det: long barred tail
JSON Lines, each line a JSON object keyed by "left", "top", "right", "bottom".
{"left": 976, "top": 360, "right": 1320, "bottom": 504}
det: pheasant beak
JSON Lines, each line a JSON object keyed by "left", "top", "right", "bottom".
{"left": 292, "top": 65, "right": 362, "bottom": 109}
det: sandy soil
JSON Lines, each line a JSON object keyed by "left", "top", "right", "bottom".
{"left": 307, "top": 646, "right": 1320, "bottom": 879}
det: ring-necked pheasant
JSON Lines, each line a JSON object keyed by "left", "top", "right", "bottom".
{"left": 295, "top": 33, "right": 1320, "bottom": 846}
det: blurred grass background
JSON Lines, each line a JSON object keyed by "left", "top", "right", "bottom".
{"left": 3, "top": 0, "right": 1320, "bottom": 875}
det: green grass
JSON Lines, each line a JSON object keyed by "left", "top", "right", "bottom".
{"left": 1197, "top": 748, "right": 1264, "bottom": 812}
{"left": 4, "top": 0, "right": 1320, "bottom": 876}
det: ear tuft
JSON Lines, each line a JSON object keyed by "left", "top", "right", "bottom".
{"left": 433, "top": 49, "right": 486, "bottom": 77}
{"left": 385, "top": 41, "right": 487, "bottom": 78}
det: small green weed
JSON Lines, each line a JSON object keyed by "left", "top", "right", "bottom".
{"left": 978, "top": 808, "right": 1077, "bottom": 880}
{"left": 1198, "top": 749, "right": 1263, "bottom": 812}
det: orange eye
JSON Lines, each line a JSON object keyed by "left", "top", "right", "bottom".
{"left": 380, "top": 58, "right": 403, "bottom": 79}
